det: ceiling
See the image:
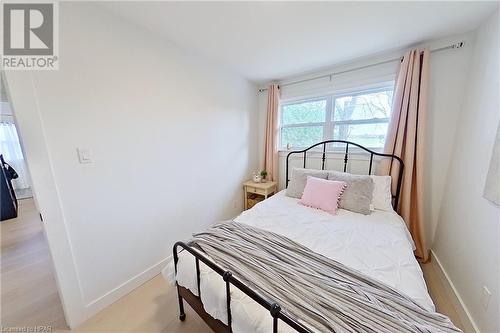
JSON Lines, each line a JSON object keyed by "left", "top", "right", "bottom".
{"left": 102, "top": 1, "right": 498, "bottom": 83}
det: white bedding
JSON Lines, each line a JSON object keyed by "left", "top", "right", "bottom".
{"left": 163, "top": 190, "right": 434, "bottom": 332}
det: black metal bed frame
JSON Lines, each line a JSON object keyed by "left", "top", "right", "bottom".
{"left": 173, "top": 140, "right": 404, "bottom": 333}
{"left": 286, "top": 140, "right": 404, "bottom": 209}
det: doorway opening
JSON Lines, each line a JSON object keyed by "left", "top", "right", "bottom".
{"left": 0, "top": 73, "right": 68, "bottom": 330}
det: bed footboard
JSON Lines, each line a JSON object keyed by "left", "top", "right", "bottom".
{"left": 173, "top": 241, "right": 312, "bottom": 333}
{"left": 177, "top": 285, "right": 230, "bottom": 332}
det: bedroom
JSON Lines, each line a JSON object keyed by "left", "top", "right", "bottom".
{"left": 0, "top": 1, "right": 498, "bottom": 333}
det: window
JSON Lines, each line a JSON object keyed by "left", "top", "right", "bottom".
{"left": 281, "top": 98, "right": 326, "bottom": 149}
{"left": 280, "top": 86, "right": 393, "bottom": 150}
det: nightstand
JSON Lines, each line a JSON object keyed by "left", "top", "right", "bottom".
{"left": 243, "top": 180, "right": 278, "bottom": 210}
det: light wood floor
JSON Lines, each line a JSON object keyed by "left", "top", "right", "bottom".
{"left": 2, "top": 199, "right": 465, "bottom": 332}
{"left": 67, "top": 275, "right": 210, "bottom": 333}
{"left": 421, "top": 262, "right": 465, "bottom": 331}
{"left": 68, "top": 265, "right": 465, "bottom": 333}
{"left": 1, "top": 198, "right": 67, "bottom": 330}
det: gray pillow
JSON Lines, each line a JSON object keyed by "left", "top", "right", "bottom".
{"left": 327, "top": 171, "right": 374, "bottom": 215}
{"left": 286, "top": 168, "right": 328, "bottom": 198}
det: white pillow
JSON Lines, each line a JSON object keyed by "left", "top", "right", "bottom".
{"left": 370, "top": 175, "right": 393, "bottom": 211}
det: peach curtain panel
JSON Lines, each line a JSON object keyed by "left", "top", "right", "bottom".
{"left": 264, "top": 84, "right": 280, "bottom": 181}
{"left": 383, "top": 49, "right": 430, "bottom": 262}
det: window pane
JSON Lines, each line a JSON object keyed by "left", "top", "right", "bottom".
{"left": 281, "top": 126, "right": 323, "bottom": 149}
{"left": 333, "top": 122, "right": 389, "bottom": 148}
{"left": 334, "top": 89, "right": 393, "bottom": 121}
{"left": 282, "top": 99, "right": 326, "bottom": 125}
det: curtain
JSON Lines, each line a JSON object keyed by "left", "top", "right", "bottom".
{"left": 383, "top": 49, "right": 430, "bottom": 262}
{"left": 0, "top": 119, "right": 30, "bottom": 190}
{"left": 263, "top": 84, "right": 280, "bottom": 181}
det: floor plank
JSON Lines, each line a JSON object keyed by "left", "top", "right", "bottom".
{"left": 67, "top": 276, "right": 209, "bottom": 333}
{"left": 421, "top": 262, "right": 465, "bottom": 331}
{"left": 1, "top": 198, "right": 68, "bottom": 330}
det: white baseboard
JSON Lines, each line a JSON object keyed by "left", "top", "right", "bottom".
{"left": 84, "top": 255, "right": 172, "bottom": 319}
{"left": 430, "top": 250, "right": 480, "bottom": 333}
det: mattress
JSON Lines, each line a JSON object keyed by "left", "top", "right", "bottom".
{"left": 163, "top": 190, "right": 434, "bottom": 332}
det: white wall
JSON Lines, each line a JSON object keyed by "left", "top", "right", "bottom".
{"left": 4, "top": 2, "right": 258, "bottom": 327}
{"left": 433, "top": 9, "right": 500, "bottom": 333}
{"left": 425, "top": 33, "right": 476, "bottom": 245}
{"left": 258, "top": 33, "right": 475, "bottom": 247}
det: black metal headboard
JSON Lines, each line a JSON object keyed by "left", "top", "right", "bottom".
{"left": 285, "top": 140, "right": 404, "bottom": 210}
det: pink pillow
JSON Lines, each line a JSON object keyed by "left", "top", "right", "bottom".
{"left": 299, "top": 176, "right": 347, "bottom": 215}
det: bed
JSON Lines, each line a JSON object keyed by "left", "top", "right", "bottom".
{"left": 163, "top": 140, "right": 446, "bottom": 333}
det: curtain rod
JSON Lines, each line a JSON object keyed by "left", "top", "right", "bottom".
{"left": 258, "top": 41, "right": 465, "bottom": 93}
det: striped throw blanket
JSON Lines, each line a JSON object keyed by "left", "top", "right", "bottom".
{"left": 190, "top": 221, "right": 461, "bottom": 333}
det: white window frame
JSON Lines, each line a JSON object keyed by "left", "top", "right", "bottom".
{"left": 279, "top": 83, "right": 394, "bottom": 151}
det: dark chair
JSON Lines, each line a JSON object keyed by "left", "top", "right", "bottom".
{"left": 1, "top": 154, "right": 18, "bottom": 221}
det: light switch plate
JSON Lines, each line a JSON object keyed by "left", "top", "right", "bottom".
{"left": 77, "top": 148, "right": 93, "bottom": 164}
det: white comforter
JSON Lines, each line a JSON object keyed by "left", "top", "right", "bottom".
{"left": 163, "top": 190, "right": 434, "bottom": 333}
